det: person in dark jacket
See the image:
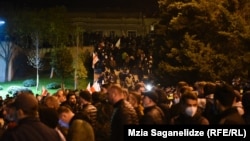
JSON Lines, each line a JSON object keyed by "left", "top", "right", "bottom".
{"left": 107, "top": 84, "right": 139, "bottom": 141}
{"left": 0, "top": 92, "right": 62, "bottom": 141}
{"left": 78, "top": 90, "right": 97, "bottom": 129}
{"left": 213, "top": 83, "right": 246, "bottom": 124}
{"left": 57, "top": 105, "right": 95, "bottom": 141}
{"left": 242, "top": 91, "right": 250, "bottom": 124}
{"left": 170, "top": 90, "right": 209, "bottom": 125}
{"left": 140, "top": 91, "right": 165, "bottom": 124}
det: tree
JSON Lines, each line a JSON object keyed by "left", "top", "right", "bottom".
{"left": 3, "top": 6, "right": 71, "bottom": 87}
{"left": 26, "top": 33, "right": 43, "bottom": 92}
{"left": 71, "top": 25, "right": 86, "bottom": 89}
{"left": 0, "top": 37, "right": 18, "bottom": 81}
{"left": 154, "top": 0, "right": 250, "bottom": 85}
{"left": 50, "top": 46, "right": 74, "bottom": 86}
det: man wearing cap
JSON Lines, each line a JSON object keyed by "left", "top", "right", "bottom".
{"left": 140, "top": 91, "right": 166, "bottom": 124}
{"left": 0, "top": 92, "right": 63, "bottom": 141}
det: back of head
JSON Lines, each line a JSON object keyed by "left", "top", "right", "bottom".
{"left": 44, "top": 95, "right": 60, "bottom": 109}
{"left": 142, "top": 91, "right": 159, "bottom": 104}
{"left": 154, "top": 88, "right": 168, "bottom": 103}
{"left": 134, "top": 82, "right": 145, "bottom": 91}
{"left": 194, "top": 81, "right": 207, "bottom": 89}
{"left": 179, "top": 86, "right": 192, "bottom": 95}
{"left": 39, "top": 106, "right": 59, "bottom": 128}
{"left": 108, "top": 84, "right": 123, "bottom": 94}
{"left": 203, "top": 82, "right": 216, "bottom": 96}
{"left": 176, "top": 81, "right": 189, "bottom": 95}
{"left": 128, "top": 92, "right": 141, "bottom": 105}
{"left": 176, "top": 81, "right": 189, "bottom": 90}
{"left": 79, "top": 90, "right": 92, "bottom": 102}
{"left": 214, "top": 83, "right": 236, "bottom": 107}
{"left": 180, "top": 91, "right": 198, "bottom": 105}
{"left": 57, "top": 105, "right": 72, "bottom": 115}
{"left": 12, "top": 92, "right": 38, "bottom": 117}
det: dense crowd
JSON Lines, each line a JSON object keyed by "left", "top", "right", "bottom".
{"left": 0, "top": 36, "right": 249, "bottom": 141}
{"left": 0, "top": 78, "right": 249, "bottom": 141}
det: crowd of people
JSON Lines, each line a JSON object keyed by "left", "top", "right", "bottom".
{"left": 91, "top": 35, "right": 154, "bottom": 88}
{"left": 0, "top": 36, "right": 249, "bottom": 141}
{"left": 0, "top": 79, "right": 249, "bottom": 141}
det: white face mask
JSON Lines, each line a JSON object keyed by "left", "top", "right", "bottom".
{"left": 174, "top": 98, "right": 180, "bottom": 104}
{"left": 185, "top": 106, "right": 197, "bottom": 117}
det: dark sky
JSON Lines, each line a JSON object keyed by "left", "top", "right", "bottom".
{"left": 1, "top": 0, "right": 158, "bottom": 10}
{"left": 0, "top": 0, "right": 159, "bottom": 17}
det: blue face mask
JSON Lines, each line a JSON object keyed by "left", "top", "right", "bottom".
{"left": 58, "top": 119, "right": 69, "bottom": 128}
{"left": 174, "top": 98, "right": 180, "bottom": 104}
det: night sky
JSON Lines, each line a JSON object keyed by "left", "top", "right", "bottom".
{"left": 0, "top": 0, "right": 159, "bottom": 17}
{"left": 0, "top": 0, "right": 159, "bottom": 11}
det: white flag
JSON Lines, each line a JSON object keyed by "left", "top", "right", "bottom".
{"left": 115, "top": 38, "right": 121, "bottom": 49}
{"left": 92, "top": 81, "right": 101, "bottom": 92}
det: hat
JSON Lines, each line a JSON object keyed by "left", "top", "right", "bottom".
{"left": 79, "top": 90, "right": 92, "bottom": 102}
{"left": 143, "top": 91, "right": 158, "bottom": 103}
{"left": 12, "top": 93, "right": 38, "bottom": 114}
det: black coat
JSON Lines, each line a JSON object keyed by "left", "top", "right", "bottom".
{"left": 140, "top": 105, "right": 165, "bottom": 125}
{"left": 110, "top": 99, "right": 139, "bottom": 141}
{"left": 214, "top": 107, "right": 246, "bottom": 124}
{"left": 0, "top": 117, "right": 62, "bottom": 141}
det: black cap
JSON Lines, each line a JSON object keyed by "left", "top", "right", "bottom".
{"left": 142, "top": 91, "right": 158, "bottom": 103}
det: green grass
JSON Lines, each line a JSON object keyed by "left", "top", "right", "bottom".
{"left": 0, "top": 75, "right": 90, "bottom": 99}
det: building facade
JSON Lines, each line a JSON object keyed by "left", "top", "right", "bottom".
{"left": 68, "top": 11, "right": 160, "bottom": 37}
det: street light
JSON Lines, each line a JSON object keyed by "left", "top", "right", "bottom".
{"left": 0, "top": 19, "right": 6, "bottom": 41}
{"left": 0, "top": 20, "right": 5, "bottom": 25}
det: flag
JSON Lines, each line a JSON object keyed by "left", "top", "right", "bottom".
{"left": 92, "top": 81, "right": 101, "bottom": 92}
{"left": 115, "top": 38, "right": 121, "bottom": 49}
{"left": 86, "top": 82, "right": 91, "bottom": 93}
{"left": 92, "top": 52, "right": 99, "bottom": 69}
{"left": 122, "top": 30, "right": 126, "bottom": 37}
{"left": 86, "top": 81, "right": 101, "bottom": 94}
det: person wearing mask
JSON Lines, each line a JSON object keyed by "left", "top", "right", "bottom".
{"left": 170, "top": 90, "right": 209, "bottom": 125}
{"left": 57, "top": 106, "right": 95, "bottom": 141}
{"left": 169, "top": 83, "right": 192, "bottom": 119}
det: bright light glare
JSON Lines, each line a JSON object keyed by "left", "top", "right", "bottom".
{"left": 0, "top": 21, "right": 5, "bottom": 25}
{"left": 146, "top": 84, "right": 153, "bottom": 91}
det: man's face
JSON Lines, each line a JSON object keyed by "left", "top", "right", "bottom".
{"left": 69, "top": 95, "right": 77, "bottom": 104}
{"left": 57, "top": 91, "right": 66, "bottom": 103}
{"left": 183, "top": 99, "right": 198, "bottom": 117}
{"left": 59, "top": 112, "right": 71, "bottom": 124}
{"left": 142, "top": 96, "right": 151, "bottom": 107}
{"left": 185, "top": 99, "right": 198, "bottom": 107}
